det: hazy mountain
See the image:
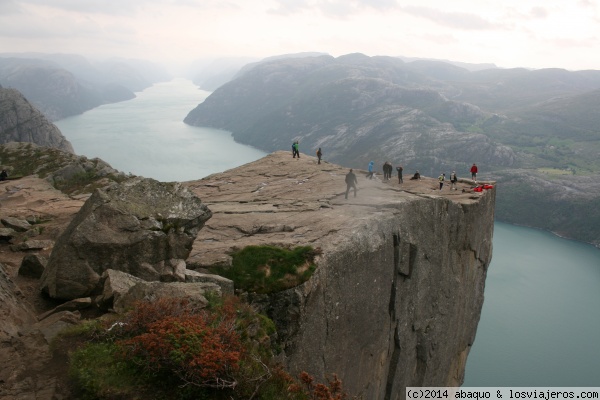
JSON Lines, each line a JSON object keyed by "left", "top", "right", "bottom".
{"left": 187, "top": 57, "right": 260, "bottom": 91}
{"left": 188, "top": 53, "right": 327, "bottom": 91}
{"left": 397, "top": 56, "right": 498, "bottom": 72}
{"left": 0, "top": 53, "right": 170, "bottom": 121}
{"left": 185, "top": 53, "right": 516, "bottom": 174}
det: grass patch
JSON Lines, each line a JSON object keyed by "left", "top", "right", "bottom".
{"left": 210, "top": 245, "right": 319, "bottom": 294}
{"left": 69, "top": 342, "right": 145, "bottom": 400}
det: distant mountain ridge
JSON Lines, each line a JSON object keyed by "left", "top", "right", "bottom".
{"left": 184, "top": 53, "right": 518, "bottom": 173}
{"left": 0, "top": 53, "right": 170, "bottom": 121}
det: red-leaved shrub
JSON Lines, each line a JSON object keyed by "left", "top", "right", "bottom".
{"left": 118, "top": 298, "right": 243, "bottom": 388}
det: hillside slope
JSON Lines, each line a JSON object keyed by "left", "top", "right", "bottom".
{"left": 0, "top": 87, "right": 74, "bottom": 153}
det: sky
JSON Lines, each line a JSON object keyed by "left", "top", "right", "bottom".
{"left": 1, "top": 0, "right": 599, "bottom": 72}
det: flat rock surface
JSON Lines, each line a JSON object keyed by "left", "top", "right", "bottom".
{"left": 185, "top": 151, "right": 487, "bottom": 267}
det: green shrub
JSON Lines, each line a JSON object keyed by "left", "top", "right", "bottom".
{"left": 69, "top": 342, "right": 142, "bottom": 400}
{"left": 210, "top": 245, "right": 319, "bottom": 294}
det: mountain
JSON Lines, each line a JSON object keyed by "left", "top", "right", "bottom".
{"left": 188, "top": 53, "right": 328, "bottom": 92}
{"left": 0, "top": 87, "right": 74, "bottom": 153}
{"left": 0, "top": 53, "right": 170, "bottom": 121}
{"left": 187, "top": 57, "right": 260, "bottom": 91}
{"left": 184, "top": 53, "right": 516, "bottom": 174}
{"left": 183, "top": 53, "right": 600, "bottom": 246}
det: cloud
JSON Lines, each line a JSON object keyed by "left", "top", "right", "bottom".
{"left": 529, "top": 7, "right": 548, "bottom": 19}
{"left": 401, "top": 6, "right": 497, "bottom": 30}
{"left": 269, "top": 0, "right": 397, "bottom": 17}
{"left": 12, "top": 0, "right": 143, "bottom": 16}
{"left": 0, "top": 0, "right": 22, "bottom": 14}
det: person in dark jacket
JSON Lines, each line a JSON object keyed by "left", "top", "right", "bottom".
{"left": 383, "top": 161, "right": 393, "bottom": 180}
{"left": 396, "top": 165, "right": 403, "bottom": 183}
{"left": 345, "top": 169, "right": 358, "bottom": 199}
{"left": 0, "top": 169, "right": 7, "bottom": 181}
{"left": 410, "top": 170, "right": 421, "bottom": 180}
{"left": 316, "top": 148, "right": 322, "bottom": 164}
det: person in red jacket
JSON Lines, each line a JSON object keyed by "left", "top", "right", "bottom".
{"left": 470, "top": 163, "right": 478, "bottom": 181}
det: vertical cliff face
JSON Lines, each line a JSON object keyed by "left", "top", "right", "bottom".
{"left": 187, "top": 151, "right": 495, "bottom": 398}
{"left": 277, "top": 189, "right": 493, "bottom": 398}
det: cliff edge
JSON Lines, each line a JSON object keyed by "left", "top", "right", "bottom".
{"left": 185, "top": 151, "right": 495, "bottom": 398}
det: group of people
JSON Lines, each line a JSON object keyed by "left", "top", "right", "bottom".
{"left": 345, "top": 161, "right": 480, "bottom": 198}
{"left": 437, "top": 163, "right": 477, "bottom": 190}
{"left": 291, "top": 141, "right": 322, "bottom": 165}
{"left": 288, "top": 142, "right": 480, "bottom": 198}
{"left": 437, "top": 171, "right": 459, "bottom": 190}
{"left": 292, "top": 141, "right": 300, "bottom": 158}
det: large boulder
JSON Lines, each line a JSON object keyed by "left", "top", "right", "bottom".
{"left": 39, "top": 177, "right": 212, "bottom": 300}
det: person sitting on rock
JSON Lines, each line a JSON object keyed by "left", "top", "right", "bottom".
{"left": 410, "top": 170, "right": 421, "bottom": 180}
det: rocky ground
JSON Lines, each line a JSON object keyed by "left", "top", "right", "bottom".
{"left": 184, "top": 151, "right": 488, "bottom": 268}
{"left": 0, "top": 150, "right": 492, "bottom": 399}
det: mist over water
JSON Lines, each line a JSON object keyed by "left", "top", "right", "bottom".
{"left": 55, "top": 78, "right": 266, "bottom": 182}
{"left": 55, "top": 79, "right": 600, "bottom": 386}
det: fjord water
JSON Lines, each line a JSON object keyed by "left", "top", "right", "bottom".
{"left": 55, "top": 78, "right": 266, "bottom": 182}
{"left": 464, "top": 223, "right": 600, "bottom": 386}
{"left": 56, "top": 79, "right": 600, "bottom": 386}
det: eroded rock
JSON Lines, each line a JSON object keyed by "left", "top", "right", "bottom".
{"left": 40, "top": 176, "right": 212, "bottom": 300}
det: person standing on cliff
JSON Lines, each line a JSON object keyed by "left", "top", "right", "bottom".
{"left": 345, "top": 169, "right": 358, "bottom": 199}
{"left": 438, "top": 173, "right": 445, "bottom": 190}
{"left": 366, "top": 161, "right": 374, "bottom": 179}
{"left": 0, "top": 169, "right": 7, "bottom": 181}
{"left": 292, "top": 141, "right": 300, "bottom": 158}
{"left": 470, "top": 163, "right": 478, "bottom": 181}
{"left": 396, "top": 165, "right": 403, "bottom": 183}
{"left": 316, "top": 148, "right": 322, "bottom": 164}
{"left": 450, "top": 171, "right": 458, "bottom": 190}
{"left": 384, "top": 161, "right": 393, "bottom": 181}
